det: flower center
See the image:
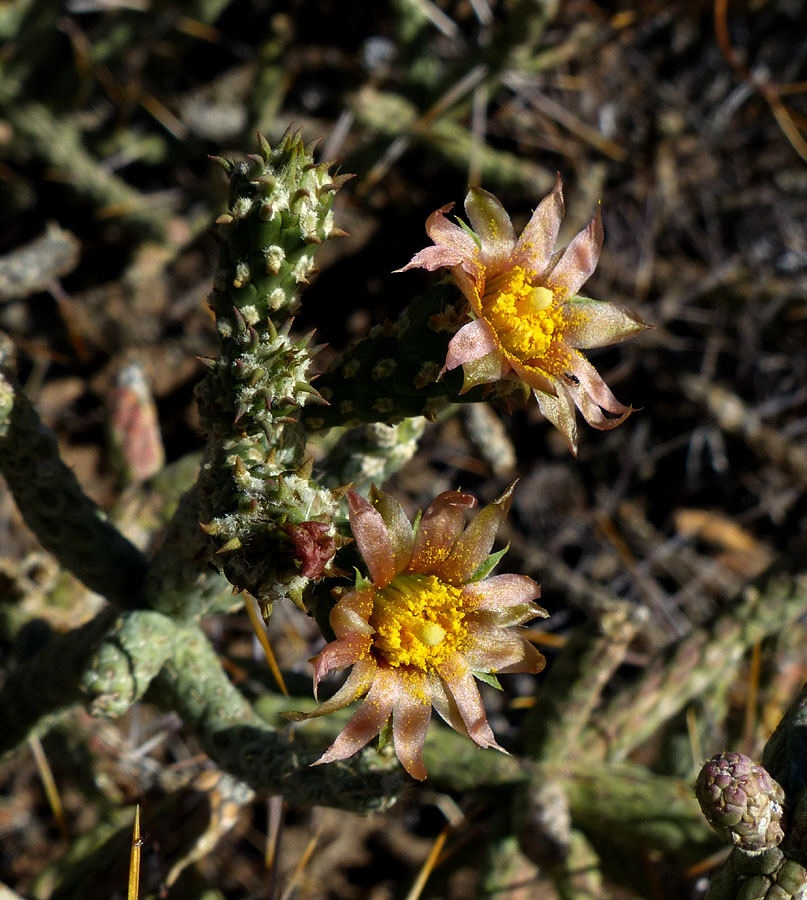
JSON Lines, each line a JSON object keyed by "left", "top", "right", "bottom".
{"left": 481, "top": 266, "right": 566, "bottom": 362}
{"left": 370, "top": 574, "right": 468, "bottom": 671}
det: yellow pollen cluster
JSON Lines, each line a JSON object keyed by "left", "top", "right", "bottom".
{"left": 481, "top": 267, "right": 567, "bottom": 363}
{"left": 370, "top": 574, "right": 468, "bottom": 672}
{"left": 414, "top": 541, "right": 450, "bottom": 568}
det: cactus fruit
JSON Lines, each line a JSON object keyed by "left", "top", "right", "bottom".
{"left": 696, "top": 751, "right": 786, "bottom": 852}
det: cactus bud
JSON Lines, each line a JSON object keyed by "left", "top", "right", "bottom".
{"left": 696, "top": 752, "right": 785, "bottom": 852}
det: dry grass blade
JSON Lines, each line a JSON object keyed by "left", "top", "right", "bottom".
{"left": 714, "top": 0, "right": 807, "bottom": 162}
{"left": 405, "top": 821, "right": 451, "bottom": 900}
{"left": 265, "top": 796, "right": 284, "bottom": 872}
{"left": 743, "top": 641, "right": 762, "bottom": 756}
{"left": 28, "top": 735, "right": 69, "bottom": 843}
{"left": 279, "top": 823, "right": 323, "bottom": 900}
{"left": 517, "top": 87, "right": 627, "bottom": 162}
{"left": 686, "top": 705, "right": 702, "bottom": 770}
{"left": 127, "top": 805, "right": 141, "bottom": 900}
{"left": 246, "top": 595, "right": 289, "bottom": 697}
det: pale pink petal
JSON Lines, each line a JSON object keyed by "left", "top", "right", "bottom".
{"left": 392, "top": 670, "right": 432, "bottom": 780}
{"left": 305, "top": 656, "right": 376, "bottom": 714}
{"left": 562, "top": 297, "right": 649, "bottom": 350}
{"left": 330, "top": 587, "right": 375, "bottom": 637}
{"left": 435, "top": 483, "right": 515, "bottom": 584}
{"left": 347, "top": 491, "right": 397, "bottom": 587}
{"left": 464, "top": 187, "right": 516, "bottom": 271}
{"left": 428, "top": 672, "right": 472, "bottom": 739}
{"left": 369, "top": 487, "right": 414, "bottom": 574}
{"left": 462, "top": 574, "right": 542, "bottom": 610}
{"left": 436, "top": 653, "right": 505, "bottom": 751}
{"left": 312, "top": 665, "right": 397, "bottom": 766}
{"left": 452, "top": 267, "right": 485, "bottom": 310}
{"left": 408, "top": 491, "right": 477, "bottom": 574}
{"left": 424, "top": 203, "right": 478, "bottom": 258}
{"left": 564, "top": 351, "right": 634, "bottom": 430}
{"left": 460, "top": 351, "right": 510, "bottom": 394}
{"left": 442, "top": 318, "right": 498, "bottom": 374}
{"left": 532, "top": 381, "right": 579, "bottom": 456}
{"left": 463, "top": 627, "right": 546, "bottom": 674}
{"left": 466, "top": 601, "right": 545, "bottom": 628}
{"left": 394, "top": 245, "right": 467, "bottom": 273}
{"left": 545, "top": 207, "right": 603, "bottom": 299}
{"left": 509, "top": 356, "right": 555, "bottom": 396}
{"left": 513, "top": 174, "right": 564, "bottom": 277}
{"left": 312, "top": 632, "right": 373, "bottom": 694}
{"left": 569, "top": 386, "right": 633, "bottom": 432}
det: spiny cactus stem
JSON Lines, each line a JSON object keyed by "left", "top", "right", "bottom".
{"left": 195, "top": 131, "right": 349, "bottom": 602}
{"left": 763, "top": 678, "right": 807, "bottom": 795}
{"left": 138, "top": 483, "right": 236, "bottom": 620}
{"left": 316, "top": 418, "right": 427, "bottom": 494}
{"left": 703, "top": 847, "right": 807, "bottom": 900}
{"left": 256, "top": 688, "right": 717, "bottom": 853}
{"left": 0, "top": 609, "right": 399, "bottom": 811}
{"left": 300, "top": 284, "right": 487, "bottom": 431}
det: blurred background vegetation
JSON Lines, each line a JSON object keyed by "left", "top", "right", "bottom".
{"left": 1, "top": 0, "right": 806, "bottom": 897}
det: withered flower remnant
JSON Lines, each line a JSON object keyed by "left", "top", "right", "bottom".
{"left": 397, "top": 178, "right": 648, "bottom": 454}
{"left": 283, "top": 521, "right": 337, "bottom": 579}
{"left": 289, "top": 484, "right": 546, "bottom": 780}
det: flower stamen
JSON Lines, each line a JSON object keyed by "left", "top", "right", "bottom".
{"left": 370, "top": 574, "right": 467, "bottom": 670}
{"left": 518, "top": 285, "right": 554, "bottom": 314}
{"left": 481, "top": 267, "right": 565, "bottom": 362}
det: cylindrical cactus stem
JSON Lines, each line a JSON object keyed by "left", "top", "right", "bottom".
{"left": 198, "top": 454, "right": 346, "bottom": 607}
{"left": 0, "top": 607, "right": 176, "bottom": 754}
{"left": 198, "top": 128, "right": 346, "bottom": 455}
{"left": 316, "top": 417, "right": 426, "bottom": 493}
{"left": 516, "top": 778, "right": 573, "bottom": 867}
{"left": 300, "top": 284, "right": 529, "bottom": 431}
{"left": 0, "top": 333, "right": 147, "bottom": 607}
{"left": 696, "top": 751, "right": 786, "bottom": 852}
{"left": 196, "top": 131, "right": 349, "bottom": 606}
{"left": 207, "top": 129, "right": 349, "bottom": 333}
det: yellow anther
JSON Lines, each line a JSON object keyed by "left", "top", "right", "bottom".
{"left": 370, "top": 574, "right": 467, "bottom": 671}
{"left": 481, "top": 266, "right": 566, "bottom": 362}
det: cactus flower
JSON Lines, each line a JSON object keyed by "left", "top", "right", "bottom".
{"left": 397, "top": 179, "right": 647, "bottom": 454}
{"left": 291, "top": 484, "right": 546, "bottom": 780}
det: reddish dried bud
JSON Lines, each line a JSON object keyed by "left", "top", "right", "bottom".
{"left": 107, "top": 360, "right": 164, "bottom": 483}
{"left": 284, "top": 521, "right": 335, "bottom": 579}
